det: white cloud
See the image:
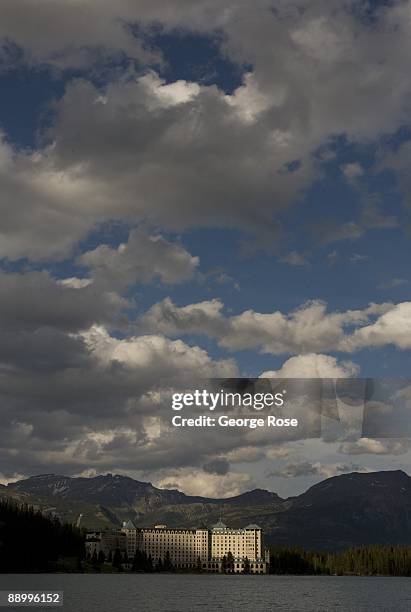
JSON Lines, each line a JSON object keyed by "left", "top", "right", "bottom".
{"left": 154, "top": 468, "right": 253, "bottom": 498}
{"left": 343, "top": 303, "right": 411, "bottom": 351}
{"left": 339, "top": 438, "right": 411, "bottom": 456}
{"left": 58, "top": 277, "right": 93, "bottom": 289}
{"left": 141, "top": 73, "right": 201, "bottom": 107}
{"left": 341, "top": 162, "right": 364, "bottom": 181}
{"left": 139, "top": 297, "right": 397, "bottom": 355}
{"left": 78, "top": 228, "right": 199, "bottom": 289}
{"left": 139, "top": 297, "right": 225, "bottom": 337}
{"left": 80, "top": 324, "right": 238, "bottom": 378}
{"left": 260, "top": 353, "right": 359, "bottom": 378}
{"left": 0, "top": 70, "right": 314, "bottom": 260}
{"left": 0, "top": 472, "right": 27, "bottom": 485}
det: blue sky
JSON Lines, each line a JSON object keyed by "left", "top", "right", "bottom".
{"left": 1, "top": 50, "right": 409, "bottom": 378}
{"left": 0, "top": 0, "right": 411, "bottom": 496}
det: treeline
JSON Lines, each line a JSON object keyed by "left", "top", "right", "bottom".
{"left": 269, "top": 545, "right": 411, "bottom": 576}
{"left": 0, "top": 499, "right": 84, "bottom": 572}
{"left": 131, "top": 549, "right": 174, "bottom": 572}
{"left": 88, "top": 545, "right": 411, "bottom": 576}
{"left": 88, "top": 548, "right": 181, "bottom": 572}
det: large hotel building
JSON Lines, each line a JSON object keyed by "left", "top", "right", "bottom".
{"left": 86, "top": 521, "right": 269, "bottom": 573}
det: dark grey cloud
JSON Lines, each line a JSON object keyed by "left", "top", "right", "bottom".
{"left": 0, "top": 328, "right": 87, "bottom": 372}
{"left": 0, "top": 270, "right": 126, "bottom": 332}
{"left": 270, "top": 461, "right": 368, "bottom": 479}
{"left": 203, "top": 459, "right": 230, "bottom": 476}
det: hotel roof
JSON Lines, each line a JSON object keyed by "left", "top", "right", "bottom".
{"left": 122, "top": 520, "right": 136, "bottom": 529}
{"left": 212, "top": 520, "right": 227, "bottom": 530}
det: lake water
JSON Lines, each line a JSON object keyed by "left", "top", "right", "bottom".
{"left": 0, "top": 574, "right": 410, "bottom": 611}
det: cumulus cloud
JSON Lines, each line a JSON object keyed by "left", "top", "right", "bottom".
{"left": 342, "top": 303, "right": 411, "bottom": 351}
{"left": 0, "top": 70, "right": 314, "bottom": 260}
{"left": 225, "top": 447, "right": 267, "bottom": 463}
{"left": 0, "top": 270, "right": 126, "bottom": 333}
{"left": 0, "top": 134, "right": 96, "bottom": 260}
{"left": 0, "top": 0, "right": 161, "bottom": 69}
{"left": 139, "top": 297, "right": 226, "bottom": 337}
{"left": 203, "top": 458, "right": 230, "bottom": 475}
{"left": 339, "top": 438, "right": 411, "bottom": 456}
{"left": 1, "top": 0, "right": 410, "bottom": 140}
{"left": 154, "top": 468, "right": 253, "bottom": 498}
{"left": 0, "top": 473, "right": 26, "bottom": 486}
{"left": 139, "top": 297, "right": 399, "bottom": 354}
{"left": 270, "top": 461, "right": 369, "bottom": 479}
{"left": 44, "top": 71, "right": 312, "bottom": 235}
{"left": 80, "top": 324, "right": 237, "bottom": 378}
{"left": 78, "top": 228, "right": 199, "bottom": 290}
{"left": 2, "top": 2, "right": 411, "bottom": 260}
{"left": 0, "top": 320, "right": 240, "bottom": 479}
{"left": 260, "top": 353, "right": 359, "bottom": 378}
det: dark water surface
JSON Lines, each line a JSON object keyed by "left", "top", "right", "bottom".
{"left": 0, "top": 574, "right": 410, "bottom": 611}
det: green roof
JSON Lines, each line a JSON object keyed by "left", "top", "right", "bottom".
{"left": 212, "top": 520, "right": 227, "bottom": 529}
{"left": 123, "top": 520, "right": 136, "bottom": 529}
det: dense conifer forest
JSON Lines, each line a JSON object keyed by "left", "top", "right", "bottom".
{"left": 269, "top": 546, "right": 411, "bottom": 576}
{"left": 97, "top": 546, "right": 411, "bottom": 576}
{"left": 0, "top": 499, "right": 84, "bottom": 572}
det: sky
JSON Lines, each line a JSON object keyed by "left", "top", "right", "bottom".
{"left": 0, "top": 0, "right": 411, "bottom": 498}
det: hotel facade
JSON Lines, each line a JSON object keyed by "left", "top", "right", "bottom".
{"left": 86, "top": 521, "right": 269, "bottom": 573}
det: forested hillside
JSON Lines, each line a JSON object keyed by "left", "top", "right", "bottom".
{"left": 0, "top": 499, "right": 84, "bottom": 572}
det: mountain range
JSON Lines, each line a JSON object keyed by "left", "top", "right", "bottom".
{"left": 2, "top": 470, "right": 411, "bottom": 550}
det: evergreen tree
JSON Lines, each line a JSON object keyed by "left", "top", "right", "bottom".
{"left": 268, "top": 545, "right": 411, "bottom": 577}
{"left": 97, "top": 550, "right": 105, "bottom": 564}
{"left": 112, "top": 547, "right": 122, "bottom": 571}
{"left": 164, "top": 550, "right": 173, "bottom": 571}
{"left": 132, "top": 550, "right": 143, "bottom": 571}
{"left": 226, "top": 551, "right": 234, "bottom": 573}
{"left": 146, "top": 554, "right": 153, "bottom": 572}
{"left": 0, "top": 499, "right": 84, "bottom": 572}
